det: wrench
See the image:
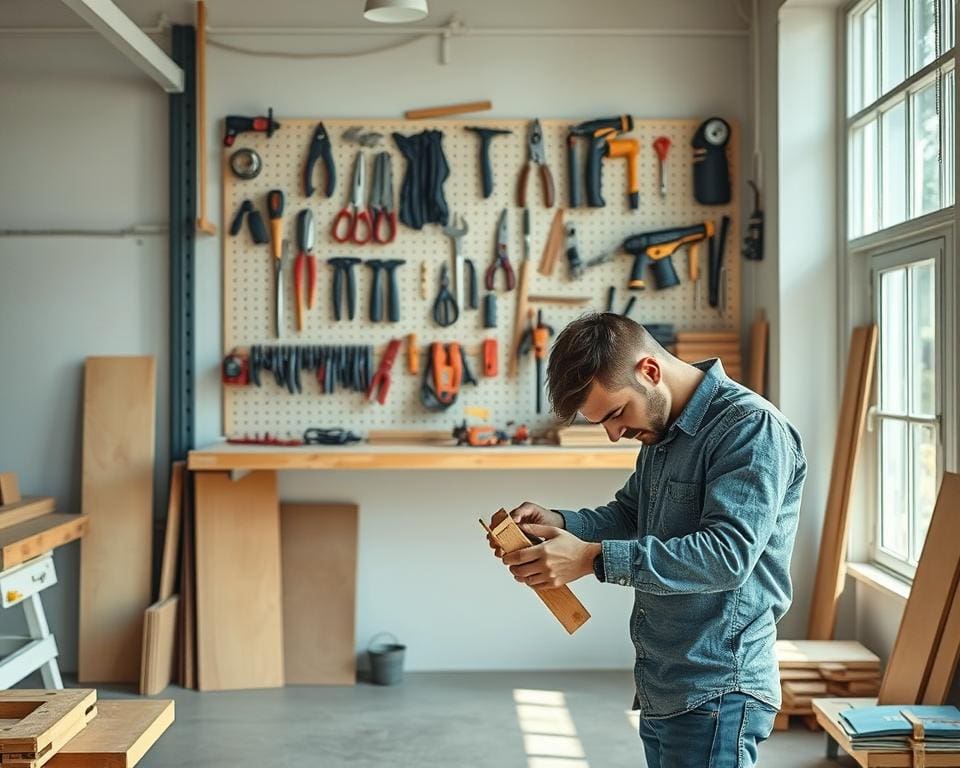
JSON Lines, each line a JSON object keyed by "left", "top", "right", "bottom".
{"left": 441, "top": 214, "right": 469, "bottom": 311}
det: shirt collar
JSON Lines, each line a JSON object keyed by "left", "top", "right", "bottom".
{"left": 671, "top": 359, "right": 725, "bottom": 437}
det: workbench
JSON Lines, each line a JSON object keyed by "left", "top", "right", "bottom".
{"left": 186, "top": 442, "right": 638, "bottom": 691}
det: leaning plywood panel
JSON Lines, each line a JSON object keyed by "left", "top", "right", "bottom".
{"left": 194, "top": 471, "right": 284, "bottom": 691}
{"left": 139, "top": 596, "right": 179, "bottom": 696}
{"left": 79, "top": 356, "right": 156, "bottom": 683}
{"left": 158, "top": 463, "right": 184, "bottom": 602}
{"left": 282, "top": 504, "right": 358, "bottom": 685}
{"left": 879, "top": 473, "right": 960, "bottom": 705}
{"left": 47, "top": 700, "right": 174, "bottom": 768}
{"left": 923, "top": 582, "right": 960, "bottom": 704}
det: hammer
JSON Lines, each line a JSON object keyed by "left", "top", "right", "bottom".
{"left": 465, "top": 127, "right": 512, "bottom": 198}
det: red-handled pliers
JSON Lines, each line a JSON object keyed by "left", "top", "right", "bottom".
{"left": 331, "top": 151, "right": 373, "bottom": 245}
{"left": 294, "top": 209, "right": 316, "bottom": 332}
{"left": 366, "top": 338, "right": 402, "bottom": 405}
{"left": 485, "top": 208, "right": 516, "bottom": 291}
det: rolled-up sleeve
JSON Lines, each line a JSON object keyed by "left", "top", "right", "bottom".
{"left": 601, "top": 412, "right": 796, "bottom": 593}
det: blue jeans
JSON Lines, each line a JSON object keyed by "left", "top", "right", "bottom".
{"left": 638, "top": 693, "right": 777, "bottom": 768}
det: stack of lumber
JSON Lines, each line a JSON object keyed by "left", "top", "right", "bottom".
{"left": 671, "top": 330, "right": 742, "bottom": 381}
{"left": 0, "top": 689, "right": 172, "bottom": 768}
{"left": 555, "top": 423, "right": 611, "bottom": 447}
{"left": 776, "top": 640, "right": 881, "bottom": 728}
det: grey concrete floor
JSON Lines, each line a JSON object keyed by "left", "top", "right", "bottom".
{"left": 91, "top": 671, "right": 858, "bottom": 767}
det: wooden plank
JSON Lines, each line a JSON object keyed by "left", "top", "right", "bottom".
{"left": 807, "top": 326, "right": 877, "bottom": 640}
{"left": 776, "top": 640, "right": 881, "bottom": 668}
{"left": 48, "top": 700, "right": 174, "bottom": 768}
{"left": 880, "top": 473, "right": 960, "bottom": 705}
{"left": 79, "top": 356, "right": 155, "bottom": 684}
{"left": 194, "top": 471, "right": 284, "bottom": 691}
{"left": 281, "top": 504, "right": 358, "bottom": 685}
{"left": 178, "top": 476, "right": 195, "bottom": 690}
{"left": 747, "top": 309, "right": 768, "bottom": 396}
{"left": 158, "top": 463, "right": 184, "bottom": 602}
{"left": 139, "top": 596, "right": 178, "bottom": 696}
{"left": 0, "top": 473, "right": 21, "bottom": 505}
{"left": 0, "top": 498, "right": 56, "bottom": 531}
{"left": 779, "top": 668, "right": 826, "bottom": 681}
{"left": 0, "top": 690, "right": 97, "bottom": 768}
{"left": 482, "top": 513, "right": 590, "bottom": 634}
{"left": 0, "top": 514, "right": 88, "bottom": 570}
{"left": 923, "top": 579, "right": 960, "bottom": 704}
{"left": 675, "top": 331, "right": 740, "bottom": 344}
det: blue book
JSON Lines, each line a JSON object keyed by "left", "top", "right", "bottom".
{"left": 842, "top": 705, "right": 960, "bottom": 747}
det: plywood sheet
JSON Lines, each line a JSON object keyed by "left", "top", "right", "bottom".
{"left": 79, "top": 356, "right": 156, "bottom": 684}
{"left": 923, "top": 580, "right": 960, "bottom": 704}
{"left": 879, "top": 473, "right": 960, "bottom": 705}
{"left": 139, "top": 596, "right": 179, "bottom": 697}
{"left": 281, "top": 504, "right": 358, "bottom": 685}
{"left": 178, "top": 477, "right": 195, "bottom": 690}
{"left": 0, "top": 514, "right": 87, "bottom": 569}
{"left": 48, "top": 700, "right": 174, "bottom": 768}
{"left": 194, "top": 471, "right": 283, "bottom": 691}
{"left": 158, "top": 463, "right": 184, "bottom": 602}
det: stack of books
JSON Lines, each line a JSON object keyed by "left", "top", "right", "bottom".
{"left": 840, "top": 705, "right": 960, "bottom": 751}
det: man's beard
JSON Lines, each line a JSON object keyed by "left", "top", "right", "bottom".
{"left": 626, "top": 385, "right": 669, "bottom": 444}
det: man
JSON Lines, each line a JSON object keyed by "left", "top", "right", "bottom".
{"left": 490, "top": 314, "right": 805, "bottom": 768}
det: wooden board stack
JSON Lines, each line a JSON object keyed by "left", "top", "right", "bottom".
{"left": 671, "top": 330, "right": 742, "bottom": 382}
{"left": 554, "top": 424, "right": 611, "bottom": 447}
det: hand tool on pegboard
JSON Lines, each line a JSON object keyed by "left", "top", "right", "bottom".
{"left": 303, "top": 122, "right": 336, "bottom": 198}
{"left": 482, "top": 339, "right": 499, "bottom": 378}
{"left": 267, "top": 190, "right": 286, "bottom": 337}
{"left": 393, "top": 130, "right": 450, "bottom": 229}
{"left": 229, "top": 149, "right": 262, "bottom": 180}
{"left": 370, "top": 151, "right": 398, "bottom": 244}
{"left": 293, "top": 210, "right": 316, "bottom": 332}
{"left": 464, "top": 127, "right": 512, "bottom": 198}
{"left": 229, "top": 200, "right": 268, "bottom": 244}
{"left": 483, "top": 294, "right": 497, "bottom": 329}
{"left": 565, "top": 224, "right": 584, "bottom": 279}
{"left": 710, "top": 215, "right": 731, "bottom": 312}
{"left": 485, "top": 209, "right": 516, "bottom": 292}
{"left": 432, "top": 264, "right": 459, "bottom": 328}
{"left": 332, "top": 151, "right": 373, "bottom": 244}
{"left": 508, "top": 208, "right": 533, "bottom": 378}
{"left": 341, "top": 126, "right": 384, "bottom": 147}
{"left": 743, "top": 182, "right": 763, "bottom": 261}
{"left": 537, "top": 208, "right": 566, "bottom": 277}
{"left": 622, "top": 221, "right": 714, "bottom": 291}
{"left": 383, "top": 259, "right": 405, "bottom": 322}
{"left": 692, "top": 117, "right": 732, "bottom": 205}
{"left": 223, "top": 108, "right": 279, "bottom": 147}
{"left": 366, "top": 338, "right": 402, "bottom": 405}
{"left": 653, "top": 136, "right": 671, "bottom": 198}
{"left": 567, "top": 115, "right": 633, "bottom": 208}
{"left": 519, "top": 310, "right": 555, "bottom": 414}
{"left": 327, "top": 257, "right": 362, "bottom": 321}
{"left": 365, "top": 260, "right": 386, "bottom": 322}
{"left": 406, "top": 333, "right": 420, "bottom": 374}
{"left": 222, "top": 351, "right": 249, "bottom": 385}
{"left": 442, "top": 214, "right": 469, "bottom": 311}
{"left": 603, "top": 131, "right": 640, "bottom": 210}
{"left": 465, "top": 259, "right": 478, "bottom": 310}
{"left": 421, "top": 342, "right": 468, "bottom": 411}
{"left": 304, "top": 427, "right": 362, "bottom": 445}
{"left": 517, "top": 119, "right": 555, "bottom": 208}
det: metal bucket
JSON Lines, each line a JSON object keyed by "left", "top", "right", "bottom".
{"left": 368, "top": 632, "right": 406, "bottom": 685}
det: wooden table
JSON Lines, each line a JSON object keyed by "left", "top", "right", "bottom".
{"left": 813, "top": 697, "right": 960, "bottom": 767}
{"left": 186, "top": 442, "right": 638, "bottom": 692}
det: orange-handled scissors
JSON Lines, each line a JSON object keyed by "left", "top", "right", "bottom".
{"left": 331, "top": 151, "right": 373, "bottom": 245}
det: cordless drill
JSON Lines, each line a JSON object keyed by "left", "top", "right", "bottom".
{"left": 223, "top": 107, "right": 280, "bottom": 147}
{"left": 622, "top": 222, "right": 715, "bottom": 291}
{"left": 567, "top": 115, "right": 634, "bottom": 208}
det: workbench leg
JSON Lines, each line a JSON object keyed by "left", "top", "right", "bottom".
{"left": 23, "top": 593, "right": 62, "bottom": 689}
{"left": 825, "top": 733, "right": 839, "bottom": 760}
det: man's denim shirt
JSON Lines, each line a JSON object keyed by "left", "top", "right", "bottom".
{"left": 560, "top": 360, "right": 806, "bottom": 719}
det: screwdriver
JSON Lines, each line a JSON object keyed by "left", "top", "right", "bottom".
{"left": 653, "top": 137, "right": 671, "bottom": 198}
{"left": 294, "top": 209, "right": 316, "bottom": 332}
{"left": 267, "top": 190, "right": 284, "bottom": 260}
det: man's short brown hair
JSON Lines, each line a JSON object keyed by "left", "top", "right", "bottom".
{"left": 546, "top": 313, "right": 665, "bottom": 424}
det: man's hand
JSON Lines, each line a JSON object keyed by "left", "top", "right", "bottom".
{"left": 502, "top": 524, "right": 602, "bottom": 589}
{"left": 486, "top": 502, "right": 565, "bottom": 557}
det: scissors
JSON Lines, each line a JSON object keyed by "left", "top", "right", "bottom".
{"left": 331, "top": 151, "right": 373, "bottom": 245}
{"left": 484, "top": 208, "right": 516, "bottom": 291}
{"left": 432, "top": 264, "right": 459, "bottom": 327}
{"left": 370, "top": 152, "right": 397, "bottom": 244}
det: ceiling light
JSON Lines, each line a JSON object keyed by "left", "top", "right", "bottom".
{"left": 363, "top": 0, "right": 428, "bottom": 23}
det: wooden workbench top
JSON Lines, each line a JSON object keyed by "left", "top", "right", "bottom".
{"left": 187, "top": 442, "right": 640, "bottom": 472}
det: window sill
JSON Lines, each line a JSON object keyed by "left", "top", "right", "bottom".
{"left": 846, "top": 562, "right": 911, "bottom": 602}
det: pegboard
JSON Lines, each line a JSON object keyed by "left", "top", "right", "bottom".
{"left": 222, "top": 117, "right": 740, "bottom": 436}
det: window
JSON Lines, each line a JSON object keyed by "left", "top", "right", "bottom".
{"left": 847, "top": 0, "right": 955, "bottom": 237}
{"left": 869, "top": 241, "right": 942, "bottom": 578}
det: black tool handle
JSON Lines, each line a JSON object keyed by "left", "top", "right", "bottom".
{"left": 567, "top": 136, "right": 582, "bottom": 208}
{"left": 483, "top": 293, "right": 497, "bottom": 328}
{"left": 229, "top": 200, "right": 249, "bottom": 236}
{"left": 332, "top": 268, "right": 343, "bottom": 321}
{"left": 628, "top": 253, "right": 648, "bottom": 290}
{"left": 247, "top": 210, "right": 268, "bottom": 244}
{"left": 650, "top": 257, "right": 681, "bottom": 290}
{"left": 367, "top": 264, "right": 384, "bottom": 323}
{"left": 585, "top": 135, "right": 606, "bottom": 208}
{"left": 710, "top": 215, "right": 731, "bottom": 307}
{"left": 347, "top": 268, "right": 357, "bottom": 320}
{"left": 465, "top": 259, "right": 478, "bottom": 309}
{"left": 386, "top": 264, "right": 403, "bottom": 322}
{"left": 479, "top": 137, "right": 494, "bottom": 198}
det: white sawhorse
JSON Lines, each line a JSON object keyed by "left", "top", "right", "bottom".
{"left": 0, "top": 552, "right": 62, "bottom": 689}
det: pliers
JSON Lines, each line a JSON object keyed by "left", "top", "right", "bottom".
{"left": 517, "top": 118, "right": 555, "bottom": 208}
{"left": 294, "top": 210, "right": 316, "bottom": 332}
{"left": 366, "top": 338, "right": 402, "bottom": 405}
{"left": 370, "top": 151, "right": 397, "bottom": 244}
{"left": 304, "top": 122, "right": 336, "bottom": 197}
{"left": 485, "top": 208, "right": 516, "bottom": 291}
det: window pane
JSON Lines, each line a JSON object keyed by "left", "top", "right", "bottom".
{"left": 850, "top": 2, "right": 880, "bottom": 113}
{"left": 879, "top": 266, "right": 908, "bottom": 412}
{"left": 851, "top": 119, "right": 880, "bottom": 236}
{"left": 944, "top": 69, "right": 955, "bottom": 206}
{"left": 882, "top": 0, "right": 906, "bottom": 93}
{"left": 911, "top": 80, "right": 941, "bottom": 216}
{"left": 910, "top": 260, "right": 936, "bottom": 415}
{"left": 880, "top": 418, "right": 909, "bottom": 558}
{"left": 864, "top": 3, "right": 879, "bottom": 105}
{"left": 881, "top": 101, "right": 907, "bottom": 226}
{"left": 910, "top": 423, "right": 938, "bottom": 563}
{"left": 912, "top": 0, "right": 937, "bottom": 72}
{"left": 943, "top": 0, "right": 956, "bottom": 52}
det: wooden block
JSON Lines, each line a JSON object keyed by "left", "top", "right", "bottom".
{"left": 0, "top": 514, "right": 88, "bottom": 570}
{"left": 0, "top": 689, "right": 97, "bottom": 768}
{"left": 79, "top": 356, "right": 156, "bottom": 684}
{"left": 0, "top": 498, "right": 56, "bottom": 532}
{"left": 880, "top": 473, "right": 960, "bottom": 705}
{"left": 194, "top": 471, "right": 284, "bottom": 691}
{"left": 0, "top": 473, "right": 21, "bottom": 505}
{"left": 675, "top": 331, "right": 740, "bottom": 344}
{"left": 281, "top": 504, "right": 358, "bottom": 685}
{"left": 779, "top": 668, "right": 825, "bottom": 682}
{"left": 747, "top": 309, "right": 768, "bottom": 396}
{"left": 773, "top": 712, "right": 790, "bottom": 731}
{"left": 47, "top": 700, "right": 174, "bottom": 768}
{"left": 783, "top": 680, "right": 828, "bottom": 696}
{"left": 158, "top": 463, "right": 184, "bottom": 602}
{"left": 139, "top": 596, "right": 179, "bottom": 696}
{"left": 807, "top": 326, "right": 877, "bottom": 640}
{"left": 776, "top": 640, "right": 880, "bottom": 668}
{"left": 482, "top": 512, "right": 590, "bottom": 634}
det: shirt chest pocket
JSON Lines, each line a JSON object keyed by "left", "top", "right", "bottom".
{"left": 656, "top": 479, "right": 703, "bottom": 539}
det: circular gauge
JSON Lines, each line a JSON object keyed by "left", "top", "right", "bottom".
{"left": 229, "top": 148, "right": 262, "bottom": 180}
{"left": 703, "top": 118, "right": 730, "bottom": 147}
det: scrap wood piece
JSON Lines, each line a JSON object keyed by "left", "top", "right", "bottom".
{"left": 0, "top": 474, "right": 20, "bottom": 505}
{"left": 0, "top": 689, "right": 97, "bottom": 768}
{"left": 0, "top": 514, "right": 88, "bottom": 570}
{"left": 158, "top": 463, "right": 184, "bottom": 603}
{"left": 404, "top": 100, "right": 492, "bottom": 120}
{"left": 47, "top": 700, "right": 174, "bottom": 768}
{"left": 481, "top": 510, "right": 590, "bottom": 635}
{"left": 139, "top": 596, "right": 179, "bottom": 697}
{"left": 747, "top": 309, "right": 769, "bottom": 396}
{"left": 0, "top": 498, "right": 56, "bottom": 531}
{"left": 775, "top": 639, "right": 880, "bottom": 669}
{"left": 537, "top": 208, "right": 566, "bottom": 277}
